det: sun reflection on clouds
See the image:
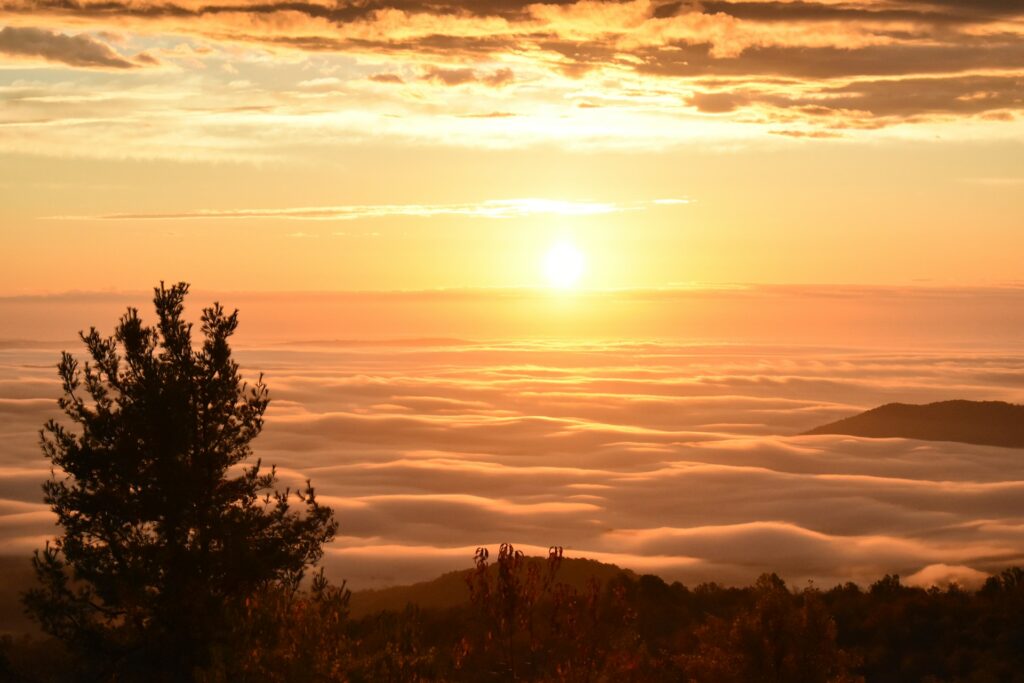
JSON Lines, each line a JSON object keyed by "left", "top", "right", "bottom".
{"left": 2, "top": 323, "right": 1024, "bottom": 589}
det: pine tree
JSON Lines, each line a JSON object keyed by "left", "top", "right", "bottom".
{"left": 24, "top": 282, "right": 338, "bottom": 680}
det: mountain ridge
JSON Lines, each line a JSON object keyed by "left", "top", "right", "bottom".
{"left": 804, "top": 399, "right": 1024, "bottom": 448}
{"left": 349, "top": 556, "right": 635, "bottom": 618}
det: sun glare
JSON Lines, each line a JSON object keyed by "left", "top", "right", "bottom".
{"left": 544, "top": 241, "right": 585, "bottom": 289}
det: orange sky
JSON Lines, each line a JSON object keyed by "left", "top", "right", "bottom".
{"left": 1, "top": 1, "right": 1024, "bottom": 294}
{"left": 5, "top": 2, "right": 1024, "bottom": 593}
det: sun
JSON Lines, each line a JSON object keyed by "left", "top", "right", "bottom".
{"left": 543, "top": 241, "right": 585, "bottom": 289}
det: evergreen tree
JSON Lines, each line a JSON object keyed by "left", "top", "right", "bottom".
{"left": 24, "top": 282, "right": 338, "bottom": 680}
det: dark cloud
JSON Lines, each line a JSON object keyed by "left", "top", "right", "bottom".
{"left": 19, "top": 0, "right": 1018, "bottom": 25}
{"left": 421, "top": 66, "right": 513, "bottom": 87}
{"left": 687, "top": 91, "right": 748, "bottom": 113}
{"left": 8, "top": 0, "right": 387, "bottom": 23}
{"left": 5, "top": 0, "right": 1024, "bottom": 127}
{"left": 0, "top": 25, "right": 138, "bottom": 68}
{"left": 690, "top": 1, "right": 1021, "bottom": 25}
{"left": 685, "top": 74, "right": 1024, "bottom": 122}
{"left": 653, "top": 2, "right": 684, "bottom": 20}
{"left": 636, "top": 37, "right": 1024, "bottom": 125}
{"left": 481, "top": 67, "right": 514, "bottom": 87}
{"left": 4, "top": 0, "right": 590, "bottom": 23}
{"left": 636, "top": 40, "right": 1024, "bottom": 80}
{"left": 422, "top": 66, "right": 476, "bottom": 85}
{"left": 909, "top": 0, "right": 1024, "bottom": 19}
{"left": 813, "top": 74, "right": 1024, "bottom": 117}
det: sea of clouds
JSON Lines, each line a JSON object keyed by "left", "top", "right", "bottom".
{"left": 3, "top": 326, "right": 1024, "bottom": 591}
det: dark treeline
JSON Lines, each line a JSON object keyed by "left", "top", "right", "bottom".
{"left": 4, "top": 547, "right": 1024, "bottom": 682}
{"left": 8, "top": 283, "right": 1023, "bottom": 682}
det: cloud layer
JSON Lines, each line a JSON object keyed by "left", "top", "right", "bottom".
{"left": 2, "top": 0, "right": 1023, "bottom": 157}
{"left": 2, "top": 324, "right": 1023, "bottom": 590}
{"left": 0, "top": 26, "right": 145, "bottom": 68}
{"left": 44, "top": 197, "right": 686, "bottom": 221}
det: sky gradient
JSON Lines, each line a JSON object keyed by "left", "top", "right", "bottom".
{"left": 2, "top": 0, "right": 1024, "bottom": 292}
{"left": 2, "top": 1, "right": 1024, "bottom": 591}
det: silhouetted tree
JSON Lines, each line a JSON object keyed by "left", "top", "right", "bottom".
{"left": 23, "top": 282, "right": 338, "bottom": 680}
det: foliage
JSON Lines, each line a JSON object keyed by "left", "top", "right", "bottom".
{"left": 198, "top": 569, "right": 352, "bottom": 682}
{"left": 682, "top": 573, "right": 860, "bottom": 683}
{"left": 459, "top": 543, "right": 566, "bottom": 678}
{"left": 22, "top": 282, "right": 338, "bottom": 680}
{"left": 442, "top": 543, "right": 641, "bottom": 680}
{"left": 6, "top": 553, "right": 1024, "bottom": 681}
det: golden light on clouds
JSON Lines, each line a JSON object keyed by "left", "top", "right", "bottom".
{"left": 2, "top": 0, "right": 1024, "bottom": 161}
{"left": 1, "top": 0, "right": 1023, "bottom": 291}
{"left": 3, "top": 1, "right": 1024, "bottom": 662}
{"left": 3, "top": 289, "right": 1024, "bottom": 588}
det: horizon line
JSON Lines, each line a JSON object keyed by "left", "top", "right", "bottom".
{"left": 3, "top": 281, "right": 1024, "bottom": 301}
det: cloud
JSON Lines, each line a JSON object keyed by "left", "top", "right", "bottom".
{"left": 687, "top": 91, "right": 749, "bottom": 113}
{"left": 369, "top": 72, "right": 404, "bottom": 84}
{"left": 678, "top": 1, "right": 1019, "bottom": 25}
{"left": 635, "top": 39, "right": 1024, "bottom": 80}
{"left": 3, "top": 325, "right": 1024, "bottom": 589}
{"left": 687, "top": 73, "right": 1024, "bottom": 122}
{"left": 296, "top": 76, "right": 342, "bottom": 90}
{"left": 2, "top": 0, "right": 1023, "bottom": 150}
{"left": 42, "top": 197, "right": 689, "bottom": 221}
{"left": 904, "top": 563, "right": 990, "bottom": 589}
{"left": 0, "top": 26, "right": 144, "bottom": 69}
{"left": 961, "top": 177, "right": 1024, "bottom": 187}
{"left": 421, "top": 66, "right": 514, "bottom": 87}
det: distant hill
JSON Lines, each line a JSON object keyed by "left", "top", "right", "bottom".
{"left": 349, "top": 556, "right": 634, "bottom": 618}
{"left": 804, "top": 400, "right": 1024, "bottom": 448}
{"left": 0, "top": 555, "right": 634, "bottom": 633}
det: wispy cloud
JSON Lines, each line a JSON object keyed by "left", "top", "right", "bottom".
{"left": 0, "top": 26, "right": 152, "bottom": 69}
{"left": 43, "top": 197, "right": 690, "bottom": 221}
{"left": 961, "top": 177, "right": 1024, "bottom": 187}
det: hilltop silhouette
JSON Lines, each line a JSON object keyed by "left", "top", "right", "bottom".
{"left": 805, "top": 400, "right": 1024, "bottom": 448}
{"left": 349, "top": 556, "right": 634, "bottom": 618}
